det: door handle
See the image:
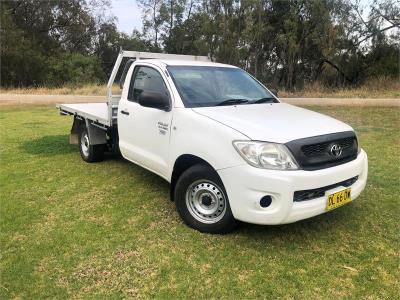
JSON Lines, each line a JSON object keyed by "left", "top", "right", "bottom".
{"left": 120, "top": 110, "right": 130, "bottom": 115}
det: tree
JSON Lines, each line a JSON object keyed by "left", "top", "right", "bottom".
{"left": 1, "top": 0, "right": 114, "bottom": 86}
{"left": 138, "top": 0, "right": 165, "bottom": 50}
{"left": 1, "top": 0, "right": 398, "bottom": 88}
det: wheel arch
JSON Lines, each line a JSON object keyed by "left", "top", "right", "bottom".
{"left": 170, "top": 154, "right": 218, "bottom": 201}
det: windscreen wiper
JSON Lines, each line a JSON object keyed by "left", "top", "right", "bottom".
{"left": 250, "top": 97, "right": 278, "bottom": 104}
{"left": 215, "top": 99, "right": 249, "bottom": 106}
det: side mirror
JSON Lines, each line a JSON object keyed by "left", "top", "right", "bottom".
{"left": 138, "top": 91, "right": 170, "bottom": 111}
{"left": 270, "top": 88, "right": 278, "bottom": 97}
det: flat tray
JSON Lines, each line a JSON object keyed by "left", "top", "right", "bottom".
{"left": 58, "top": 103, "right": 110, "bottom": 126}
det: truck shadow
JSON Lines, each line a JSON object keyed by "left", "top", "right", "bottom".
{"left": 235, "top": 205, "right": 357, "bottom": 238}
{"left": 21, "top": 134, "right": 123, "bottom": 160}
{"left": 21, "top": 134, "right": 76, "bottom": 156}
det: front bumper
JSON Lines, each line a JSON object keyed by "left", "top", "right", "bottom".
{"left": 218, "top": 149, "right": 368, "bottom": 225}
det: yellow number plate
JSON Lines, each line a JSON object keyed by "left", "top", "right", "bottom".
{"left": 326, "top": 188, "right": 352, "bottom": 211}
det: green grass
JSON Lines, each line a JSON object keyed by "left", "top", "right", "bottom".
{"left": 0, "top": 105, "right": 399, "bottom": 299}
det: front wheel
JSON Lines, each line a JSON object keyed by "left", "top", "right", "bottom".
{"left": 174, "top": 164, "right": 237, "bottom": 234}
{"left": 79, "top": 126, "right": 104, "bottom": 163}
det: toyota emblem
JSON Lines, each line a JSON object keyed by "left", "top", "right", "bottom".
{"left": 330, "top": 144, "right": 342, "bottom": 157}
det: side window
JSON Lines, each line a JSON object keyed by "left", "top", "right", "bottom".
{"left": 128, "top": 66, "right": 168, "bottom": 102}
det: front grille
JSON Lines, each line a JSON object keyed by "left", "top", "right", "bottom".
{"left": 302, "top": 137, "right": 355, "bottom": 157}
{"left": 294, "top": 176, "right": 358, "bottom": 202}
{"left": 285, "top": 131, "right": 358, "bottom": 170}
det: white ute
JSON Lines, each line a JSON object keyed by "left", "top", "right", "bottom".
{"left": 58, "top": 50, "right": 368, "bottom": 233}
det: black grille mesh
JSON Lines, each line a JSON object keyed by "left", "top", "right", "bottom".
{"left": 285, "top": 131, "right": 358, "bottom": 170}
{"left": 293, "top": 176, "right": 358, "bottom": 202}
{"left": 301, "top": 137, "right": 355, "bottom": 157}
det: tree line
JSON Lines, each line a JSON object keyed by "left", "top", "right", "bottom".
{"left": 1, "top": 0, "right": 399, "bottom": 90}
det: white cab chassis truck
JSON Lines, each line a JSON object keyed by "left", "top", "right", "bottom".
{"left": 58, "top": 50, "right": 368, "bottom": 233}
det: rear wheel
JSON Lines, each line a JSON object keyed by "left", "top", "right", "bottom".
{"left": 174, "top": 164, "right": 237, "bottom": 234}
{"left": 79, "top": 126, "right": 104, "bottom": 162}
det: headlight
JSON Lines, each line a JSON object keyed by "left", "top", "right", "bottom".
{"left": 233, "top": 141, "right": 299, "bottom": 170}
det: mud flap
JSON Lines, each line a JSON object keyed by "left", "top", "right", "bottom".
{"left": 70, "top": 117, "right": 107, "bottom": 145}
{"left": 69, "top": 117, "right": 82, "bottom": 144}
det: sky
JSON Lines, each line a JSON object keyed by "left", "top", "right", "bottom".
{"left": 110, "top": 0, "right": 143, "bottom": 34}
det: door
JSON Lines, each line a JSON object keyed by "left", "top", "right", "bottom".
{"left": 118, "top": 65, "right": 173, "bottom": 178}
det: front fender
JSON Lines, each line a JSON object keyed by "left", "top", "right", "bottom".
{"left": 168, "top": 108, "right": 247, "bottom": 181}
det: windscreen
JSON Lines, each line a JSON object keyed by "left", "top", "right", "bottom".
{"left": 167, "top": 66, "right": 275, "bottom": 107}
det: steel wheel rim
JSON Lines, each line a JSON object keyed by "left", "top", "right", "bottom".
{"left": 185, "top": 179, "right": 226, "bottom": 224}
{"left": 81, "top": 132, "right": 90, "bottom": 157}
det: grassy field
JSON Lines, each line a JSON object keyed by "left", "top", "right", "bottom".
{"left": 0, "top": 105, "right": 399, "bottom": 299}
{"left": 1, "top": 77, "right": 399, "bottom": 98}
{"left": 279, "top": 77, "right": 400, "bottom": 99}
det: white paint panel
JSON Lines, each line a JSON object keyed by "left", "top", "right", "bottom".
{"left": 59, "top": 103, "right": 109, "bottom": 125}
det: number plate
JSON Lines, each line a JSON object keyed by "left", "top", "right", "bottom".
{"left": 326, "top": 188, "right": 352, "bottom": 211}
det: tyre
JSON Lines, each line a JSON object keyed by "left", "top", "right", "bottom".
{"left": 174, "top": 164, "right": 237, "bottom": 234}
{"left": 79, "top": 126, "right": 104, "bottom": 163}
